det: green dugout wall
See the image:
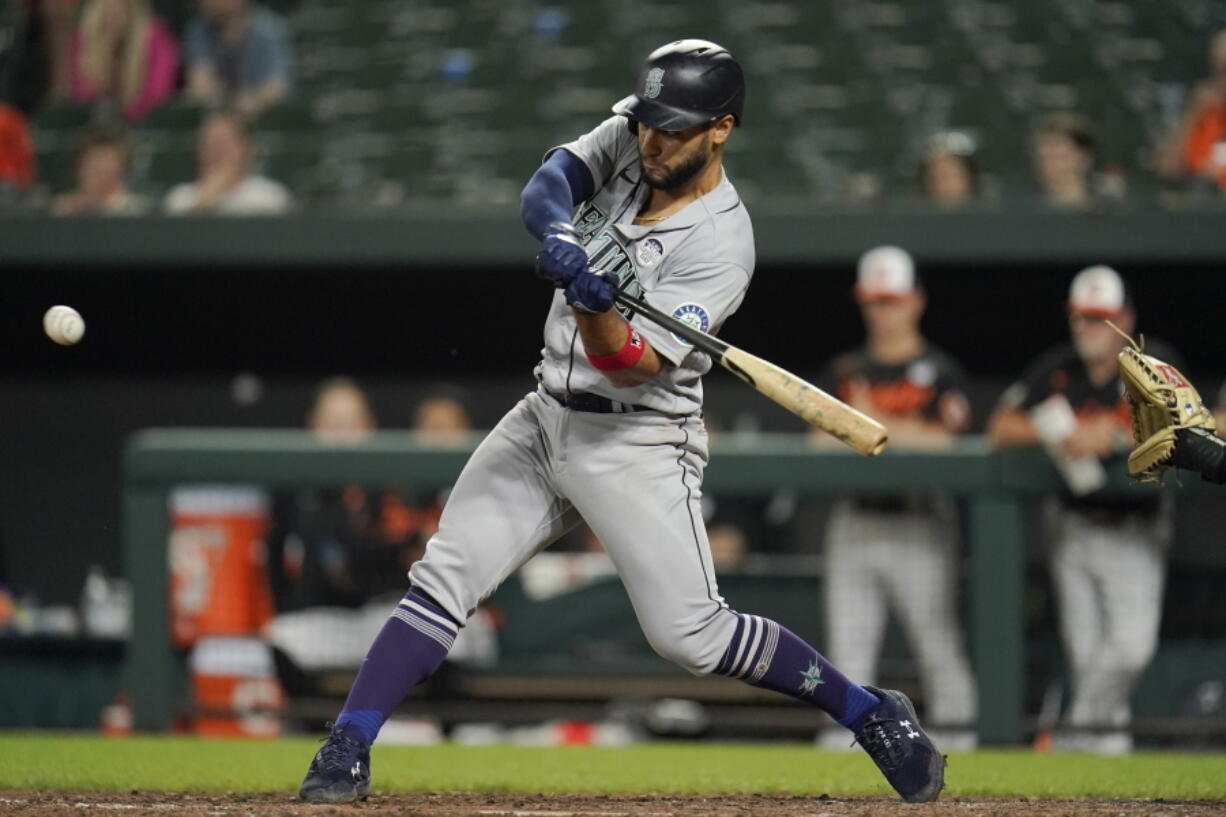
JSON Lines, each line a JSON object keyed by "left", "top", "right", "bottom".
{"left": 122, "top": 430, "right": 1218, "bottom": 743}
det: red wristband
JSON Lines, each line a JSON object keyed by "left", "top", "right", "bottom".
{"left": 586, "top": 323, "right": 646, "bottom": 371}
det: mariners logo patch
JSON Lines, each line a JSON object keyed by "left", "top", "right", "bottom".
{"left": 636, "top": 238, "right": 664, "bottom": 267}
{"left": 670, "top": 302, "right": 710, "bottom": 346}
{"left": 644, "top": 67, "right": 665, "bottom": 99}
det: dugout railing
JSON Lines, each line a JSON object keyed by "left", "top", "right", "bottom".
{"left": 122, "top": 429, "right": 1217, "bottom": 744}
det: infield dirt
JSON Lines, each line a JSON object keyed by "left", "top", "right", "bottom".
{"left": 2, "top": 792, "right": 1223, "bottom": 817}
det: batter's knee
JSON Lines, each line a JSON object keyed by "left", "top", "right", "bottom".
{"left": 640, "top": 612, "right": 737, "bottom": 677}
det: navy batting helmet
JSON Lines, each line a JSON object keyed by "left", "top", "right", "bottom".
{"left": 612, "top": 39, "right": 745, "bottom": 131}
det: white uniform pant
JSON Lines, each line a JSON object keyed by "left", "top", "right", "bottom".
{"left": 409, "top": 390, "right": 738, "bottom": 675}
{"left": 1048, "top": 504, "right": 1167, "bottom": 735}
{"left": 824, "top": 500, "right": 977, "bottom": 728}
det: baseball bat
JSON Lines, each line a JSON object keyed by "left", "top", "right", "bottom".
{"left": 615, "top": 292, "right": 888, "bottom": 457}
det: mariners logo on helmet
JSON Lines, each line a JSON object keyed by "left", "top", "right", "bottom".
{"left": 643, "top": 67, "right": 665, "bottom": 99}
{"left": 670, "top": 302, "right": 710, "bottom": 345}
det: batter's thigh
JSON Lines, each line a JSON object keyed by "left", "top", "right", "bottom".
{"left": 563, "top": 411, "right": 737, "bottom": 674}
{"left": 410, "top": 394, "right": 581, "bottom": 623}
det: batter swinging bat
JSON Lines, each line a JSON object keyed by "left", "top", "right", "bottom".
{"left": 616, "top": 292, "right": 889, "bottom": 457}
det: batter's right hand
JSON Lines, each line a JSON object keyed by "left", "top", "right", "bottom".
{"left": 565, "top": 270, "right": 618, "bottom": 313}
{"left": 536, "top": 222, "right": 588, "bottom": 287}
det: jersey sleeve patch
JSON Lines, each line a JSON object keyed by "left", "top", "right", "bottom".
{"left": 669, "top": 302, "right": 711, "bottom": 346}
{"left": 636, "top": 237, "right": 665, "bottom": 267}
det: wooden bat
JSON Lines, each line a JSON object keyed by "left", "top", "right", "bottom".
{"left": 615, "top": 291, "right": 888, "bottom": 457}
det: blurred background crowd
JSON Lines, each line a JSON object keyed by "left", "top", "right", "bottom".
{"left": 4, "top": 0, "right": 1226, "bottom": 214}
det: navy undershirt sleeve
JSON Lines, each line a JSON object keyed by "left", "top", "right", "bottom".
{"left": 520, "top": 149, "right": 596, "bottom": 241}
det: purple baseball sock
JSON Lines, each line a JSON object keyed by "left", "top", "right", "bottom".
{"left": 334, "top": 587, "right": 459, "bottom": 745}
{"left": 716, "top": 614, "right": 880, "bottom": 731}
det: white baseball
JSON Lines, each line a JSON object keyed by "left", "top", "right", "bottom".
{"left": 43, "top": 305, "right": 86, "bottom": 346}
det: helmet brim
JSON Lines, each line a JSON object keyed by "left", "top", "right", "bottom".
{"left": 612, "top": 95, "right": 716, "bottom": 131}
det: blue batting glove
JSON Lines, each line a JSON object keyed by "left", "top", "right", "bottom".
{"left": 565, "top": 270, "right": 619, "bottom": 313}
{"left": 536, "top": 222, "right": 588, "bottom": 287}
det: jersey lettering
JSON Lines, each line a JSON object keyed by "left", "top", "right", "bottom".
{"left": 575, "top": 203, "right": 608, "bottom": 243}
{"left": 582, "top": 229, "right": 645, "bottom": 319}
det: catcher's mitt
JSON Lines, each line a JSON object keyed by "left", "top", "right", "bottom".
{"left": 1110, "top": 323, "right": 1215, "bottom": 484}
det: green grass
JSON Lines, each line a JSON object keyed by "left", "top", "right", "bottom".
{"left": 0, "top": 735, "right": 1224, "bottom": 799}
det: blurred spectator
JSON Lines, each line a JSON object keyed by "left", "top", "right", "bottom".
{"left": 813, "top": 246, "right": 978, "bottom": 752}
{"left": 706, "top": 525, "right": 747, "bottom": 572}
{"left": 1032, "top": 112, "right": 1097, "bottom": 209}
{"left": 184, "top": 0, "right": 291, "bottom": 120}
{"left": 51, "top": 125, "right": 148, "bottom": 214}
{"left": 1158, "top": 31, "right": 1226, "bottom": 193}
{"left": 163, "top": 111, "right": 292, "bottom": 215}
{"left": 42, "top": 0, "right": 77, "bottom": 103}
{"left": 988, "top": 265, "right": 1178, "bottom": 754}
{"left": 412, "top": 391, "right": 472, "bottom": 437}
{"left": 69, "top": 0, "right": 178, "bottom": 122}
{"left": 920, "top": 131, "right": 980, "bottom": 208}
{"left": 0, "top": 102, "right": 35, "bottom": 193}
{"left": 310, "top": 376, "right": 375, "bottom": 445}
{"left": 269, "top": 378, "right": 410, "bottom": 613}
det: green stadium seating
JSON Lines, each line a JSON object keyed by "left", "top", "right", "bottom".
{"left": 28, "top": 0, "right": 1222, "bottom": 207}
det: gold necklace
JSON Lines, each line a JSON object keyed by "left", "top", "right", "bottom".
{"left": 635, "top": 213, "right": 668, "bottom": 223}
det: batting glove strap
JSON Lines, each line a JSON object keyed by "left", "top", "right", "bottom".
{"left": 536, "top": 222, "right": 588, "bottom": 288}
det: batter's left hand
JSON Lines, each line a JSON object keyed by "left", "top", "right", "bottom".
{"left": 565, "top": 270, "right": 618, "bottom": 313}
{"left": 536, "top": 222, "right": 588, "bottom": 287}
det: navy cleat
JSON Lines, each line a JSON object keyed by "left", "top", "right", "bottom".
{"left": 298, "top": 725, "right": 372, "bottom": 803}
{"left": 853, "top": 686, "right": 946, "bottom": 803}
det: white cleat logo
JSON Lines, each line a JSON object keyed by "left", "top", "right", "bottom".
{"left": 351, "top": 762, "right": 363, "bottom": 780}
{"left": 901, "top": 720, "right": 920, "bottom": 739}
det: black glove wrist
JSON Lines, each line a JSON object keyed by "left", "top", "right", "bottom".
{"left": 1173, "top": 427, "right": 1226, "bottom": 484}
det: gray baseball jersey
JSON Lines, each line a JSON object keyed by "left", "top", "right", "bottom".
{"left": 408, "top": 116, "right": 757, "bottom": 676}
{"left": 535, "top": 115, "right": 755, "bottom": 416}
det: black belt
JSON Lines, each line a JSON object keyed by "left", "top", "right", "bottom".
{"left": 546, "top": 390, "right": 650, "bottom": 414}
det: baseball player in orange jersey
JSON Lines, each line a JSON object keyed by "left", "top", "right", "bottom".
{"left": 297, "top": 40, "right": 945, "bottom": 804}
{"left": 815, "top": 247, "right": 978, "bottom": 752}
{"left": 989, "top": 265, "right": 1181, "bottom": 753}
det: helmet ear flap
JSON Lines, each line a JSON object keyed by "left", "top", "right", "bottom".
{"left": 625, "top": 119, "right": 639, "bottom": 135}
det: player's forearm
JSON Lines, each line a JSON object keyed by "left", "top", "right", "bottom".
{"left": 987, "top": 409, "right": 1039, "bottom": 448}
{"left": 235, "top": 81, "right": 287, "bottom": 118}
{"left": 574, "top": 311, "right": 662, "bottom": 387}
{"left": 521, "top": 151, "right": 594, "bottom": 240}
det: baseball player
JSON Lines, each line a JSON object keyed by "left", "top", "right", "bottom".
{"left": 988, "top": 265, "right": 1178, "bottom": 754}
{"left": 298, "top": 40, "right": 945, "bottom": 803}
{"left": 816, "top": 247, "right": 978, "bottom": 752}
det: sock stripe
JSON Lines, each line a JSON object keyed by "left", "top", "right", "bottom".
{"left": 748, "top": 619, "right": 780, "bottom": 683}
{"left": 399, "top": 598, "right": 459, "bottom": 635}
{"left": 715, "top": 614, "right": 746, "bottom": 676}
{"left": 391, "top": 607, "right": 455, "bottom": 650}
{"left": 731, "top": 615, "right": 758, "bottom": 678}
{"left": 740, "top": 618, "right": 766, "bottom": 679}
{"left": 737, "top": 615, "right": 768, "bottom": 678}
